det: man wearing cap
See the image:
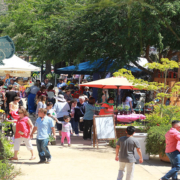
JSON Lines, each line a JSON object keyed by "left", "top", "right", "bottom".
{"left": 53, "top": 94, "right": 70, "bottom": 138}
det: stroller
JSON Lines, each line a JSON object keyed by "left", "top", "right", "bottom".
{"left": 4, "top": 111, "right": 19, "bottom": 137}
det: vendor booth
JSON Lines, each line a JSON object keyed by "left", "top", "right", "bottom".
{"left": 80, "top": 76, "right": 146, "bottom": 123}
{"left": 56, "top": 59, "right": 143, "bottom": 100}
{"left": 0, "top": 55, "right": 40, "bottom": 77}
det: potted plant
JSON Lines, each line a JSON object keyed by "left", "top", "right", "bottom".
{"left": 146, "top": 124, "right": 171, "bottom": 162}
{"left": 48, "top": 135, "right": 56, "bottom": 145}
{"left": 124, "top": 105, "right": 130, "bottom": 115}
{"left": 117, "top": 104, "right": 124, "bottom": 115}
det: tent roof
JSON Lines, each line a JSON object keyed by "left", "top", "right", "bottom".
{"left": 56, "top": 59, "right": 142, "bottom": 74}
{"left": 0, "top": 55, "right": 41, "bottom": 71}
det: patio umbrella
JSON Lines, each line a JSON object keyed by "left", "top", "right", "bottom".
{"left": 80, "top": 76, "right": 139, "bottom": 90}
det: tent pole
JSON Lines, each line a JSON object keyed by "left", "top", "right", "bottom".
{"left": 116, "top": 86, "right": 120, "bottom": 125}
{"left": 55, "top": 74, "right": 57, "bottom": 86}
{"left": 79, "top": 75, "right": 80, "bottom": 86}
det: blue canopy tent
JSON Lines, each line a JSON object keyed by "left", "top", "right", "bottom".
{"left": 55, "top": 59, "right": 142, "bottom": 100}
{"left": 56, "top": 59, "right": 142, "bottom": 74}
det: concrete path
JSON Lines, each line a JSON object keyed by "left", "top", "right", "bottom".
{"left": 12, "top": 131, "right": 175, "bottom": 180}
{"left": 11, "top": 101, "right": 176, "bottom": 180}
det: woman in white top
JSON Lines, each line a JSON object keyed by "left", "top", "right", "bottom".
{"left": 36, "top": 95, "right": 47, "bottom": 115}
{"left": 53, "top": 94, "right": 70, "bottom": 137}
{"left": 122, "top": 92, "right": 134, "bottom": 112}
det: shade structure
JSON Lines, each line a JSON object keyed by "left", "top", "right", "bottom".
{"left": 80, "top": 77, "right": 140, "bottom": 90}
{"left": 56, "top": 59, "right": 142, "bottom": 74}
{"left": 0, "top": 55, "right": 40, "bottom": 77}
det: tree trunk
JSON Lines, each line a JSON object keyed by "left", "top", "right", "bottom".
{"left": 42, "top": 59, "right": 52, "bottom": 81}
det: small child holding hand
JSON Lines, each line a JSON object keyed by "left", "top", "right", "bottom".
{"left": 56, "top": 115, "right": 73, "bottom": 147}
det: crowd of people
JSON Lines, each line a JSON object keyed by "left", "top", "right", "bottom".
{"left": 0, "top": 77, "right": 121, "bottom": 163}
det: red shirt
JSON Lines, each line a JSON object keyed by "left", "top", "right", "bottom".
{"left": 165, "top": 127, "right": 180, "bottom": 153}
{"left": 99, "top": 103, "right": 114, "bottom": 115}
{"left": 15, "top": 116, "right": 31, "bottom": 139}
{"left": 37, "top": 91, "right": 48, "bottom": 97}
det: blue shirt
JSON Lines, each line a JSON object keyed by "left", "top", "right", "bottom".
{"left": 83, "top": 103, "right": 104, "bottom": 120}
{"left": 35, "top": 116, "right": 54, "bottom": 140}
{"left": 57, "top": 82, "right": 67, "bottom": 88}
{"left": 5, "top": 78, "right": 19, "bottom": 86}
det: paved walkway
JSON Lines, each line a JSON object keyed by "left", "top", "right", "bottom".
{"left": 12, "top": 131, "right": 174, "bottom": 180}
{"left": 11, "top": 101, "right": 176, "bottom": 180}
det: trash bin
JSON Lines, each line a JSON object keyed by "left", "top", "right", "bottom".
{"left": 133, "top": 133, "right": 149, "bottom": 160}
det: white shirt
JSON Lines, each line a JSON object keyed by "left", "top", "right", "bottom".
{"left": 47, "top": 109, "right": 57, "bottom": 118}
{"left": 53, "top": 102, "right": 70, "bottom": 118}
{"left": 123, "top": 96, "right": 132, "bottom": 108}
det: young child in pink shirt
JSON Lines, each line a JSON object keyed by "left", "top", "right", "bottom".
{"left": 56, "top": 115, "right": 73, "bottom": 147}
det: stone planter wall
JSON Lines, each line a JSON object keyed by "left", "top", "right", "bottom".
{"left": 116, "top": 126, "right": 144, "bottom": 138}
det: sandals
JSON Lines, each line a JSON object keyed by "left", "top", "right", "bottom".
{"left": 29, "top": 156, "right": 36, "bottom": 160}
{"left": 9, "top": 157, "right": 18, "bottom": 160}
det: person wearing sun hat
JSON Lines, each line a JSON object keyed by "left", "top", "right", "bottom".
{"left": 53, "top": 94, "right": 70, "bottom": 138}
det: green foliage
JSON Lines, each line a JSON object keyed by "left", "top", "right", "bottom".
{"left": 0, "top": 133, "right": 20, "bottom": 180}
{"left": 2, "top": 0, "right": 180, "bottom": 72}
{"left": 145, "top": 124, "right": 171, "bottom": 155}
{"left": 145, "top": 105, "right": 180, "bottom": 127}
{"left": 124, "top": 105, "right": 130, "bottom": 111}
{"left": 113, "top": 106, "right": 117, "bottom": 110}
{"left": 48, "top": 135, "right": 55, "bottom": 142}
{"left": 0, "top": 134, "right": 13, "bottom": 158}
{"left": 117, "top": 121, "right": 143, "bottom": 127}
{"left": 113, "top": 58, "right": 180, "bottom": 117}
{"left": 109, "top": 139, "right": 116, "bottom": 148}
{"left": 117, "top": 104, "right": 123, "bottom": 111}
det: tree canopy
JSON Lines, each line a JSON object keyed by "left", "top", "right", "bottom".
{"left": 1, "top": 0, "right": 180, "bottom": 74}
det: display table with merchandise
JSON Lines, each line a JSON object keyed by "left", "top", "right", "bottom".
{"left": 117, "top": 114, "right": 146, "bottom": 123}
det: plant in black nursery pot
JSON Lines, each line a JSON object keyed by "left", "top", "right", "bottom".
{"left": 48, "top": 135, "right": 56, "bottom": 145}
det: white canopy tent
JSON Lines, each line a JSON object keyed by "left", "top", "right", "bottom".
{"left": 0, "top": 55, "right": 40, "bottom": 77}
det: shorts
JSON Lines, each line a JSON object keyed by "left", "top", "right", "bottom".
{"left": 56, "top": 117, "right": 64, "bottom": 131}
{"left": 14, "top": 137, "right": 33, "bottom": 151}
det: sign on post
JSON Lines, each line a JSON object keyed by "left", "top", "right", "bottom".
{"left": 0, "top": 36, "right": 15, "bottom": 61}
{"left": 93, "top": 115, "right": 116, "bottom": 148}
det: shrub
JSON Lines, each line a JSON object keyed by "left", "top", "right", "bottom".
{"left": 144, "top": 105, "right": 180, "bottom": 129}
{"left": 145, "top": 124, "right": 171, "bottom": 156}
{"left": 0, "top": 133, "right": 20, "bottom": 179}
{"left": 109, "top": 140, "right": 116, "bottom": 148}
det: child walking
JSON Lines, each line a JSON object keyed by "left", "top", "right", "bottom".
{"left": 115, "top": 126, "right": 143, "bottom": 180}
{"left": 56, "top": 115, "right": 72, "bottom": 146}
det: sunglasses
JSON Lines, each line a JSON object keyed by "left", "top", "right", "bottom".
{"left": 18, "top": 112, "right": 22, "bottom": 114}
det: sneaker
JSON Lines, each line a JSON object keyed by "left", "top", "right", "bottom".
{"left": 68, "top": 144, "right": 71, "bottom": 147}
{"left": 38, "top": 160, "right": 46, "bottom": 164}
{"left": 46, "top": 158, "right": 51, "bottom": 164}
{"left": 61, "top": 143, "right": 64, "bottom": 146}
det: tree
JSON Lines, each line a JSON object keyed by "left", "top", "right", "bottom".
{"left": 113, "top": 58, "right": 180, "bottom": 118}
{"left": 56, "top": 0, "right": 180, "bottom": 75}
{"left": 1, "top": 0, "right": 74, "bottom": 76}
{"left": 2, "top": 0, "right": 180, "bottom": 75}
